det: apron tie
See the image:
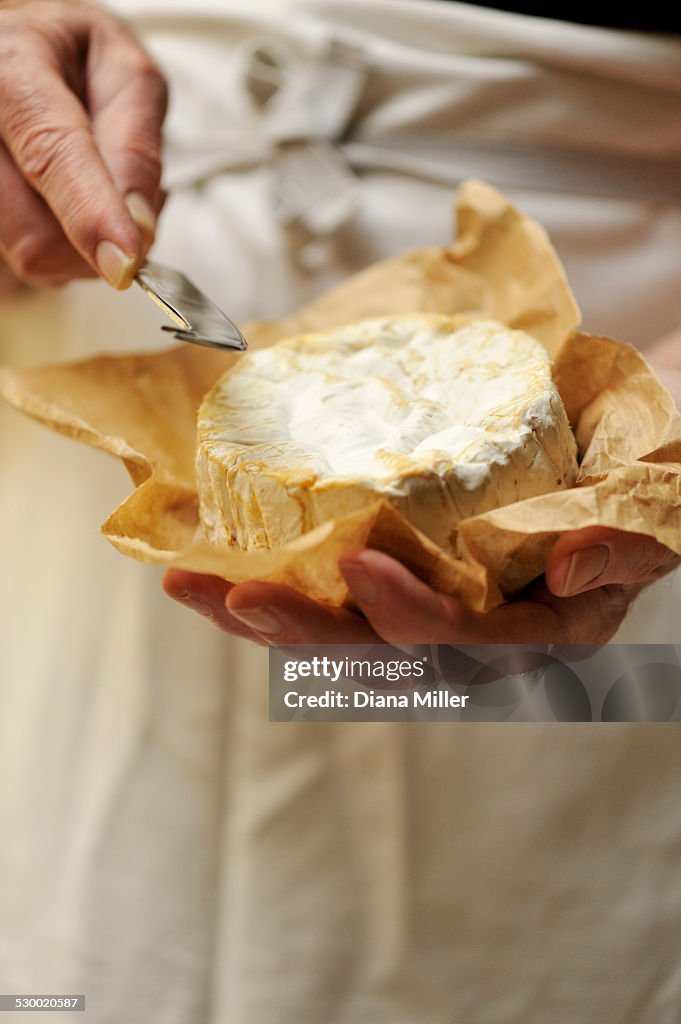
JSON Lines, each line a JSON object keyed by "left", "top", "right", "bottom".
{"left": 242, "top": 35, "right": 366, "bottom": 268}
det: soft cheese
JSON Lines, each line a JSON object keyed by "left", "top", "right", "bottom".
{"left": 196, "top": 314, "right": 578, "bottom": 553}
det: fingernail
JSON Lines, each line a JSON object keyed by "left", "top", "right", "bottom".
{"left": 340, "top": 562, "right": 380, "bottom": 605}
{"left": 229, "top": 605, "right": 282, "bottom": 635}
{"left": 175, "top": 591, "right": 213, "bottom": 617}
{"left": 125, "top": 191, "right": 156, "bottom": 247}
{"left": 95, "top": 240, "right": 138, "bottom": 289}
{"left": 560, "top": 545, "right": 610, "bottom": 596}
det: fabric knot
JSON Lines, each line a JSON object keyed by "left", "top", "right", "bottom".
{"left": 241, "top": 36, "right": 367, "bottom": 267}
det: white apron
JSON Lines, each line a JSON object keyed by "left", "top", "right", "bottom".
{"left": 1, "top": 2, "right": 680, "bottom": 1021}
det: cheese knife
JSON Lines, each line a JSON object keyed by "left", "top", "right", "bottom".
{"left": 136, "top": 260, "right": 248, "bottom": 351}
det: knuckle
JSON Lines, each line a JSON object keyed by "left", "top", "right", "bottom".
{"left": 4, "top": 234, "right": 71, "bottom": 286}
{"left": 5, "top": 233, "right": 50, "bottom": 282}
{"left": 124, "top": 51, "right": 169, "bottom": 115}
{"left": 123, "top": 132, "right": 163, "bottom": 182}
{"left": 12, "top": 121, "right": 89, "bottom": 184}
{"left": 588, "top": 585, "right": 630, "bottom": 643}
{"left": 558, "top": 614, "right": 586, "bottom": 647}
{"left": 438, "top": 596, "right": 475, "bottom": 642}
{"left": 379, "top": 624, "right": 416, "bottom": 644}
{"left": 0, "top": 19, "right": 35, "bottom": 54}
{"left": 0, "top": 25, "right": 24, "bottom": 63}
{"left": 368, "top": 610, "right": 418, "bottom": 644}
{"left": 0, "top": 42, "right": 46, "bottom": 127}
{"left": 140, "top": 59, "right": 169, "bottom": 106}
{"left": 3, "top": 231, "right": 91, "bottom": 287}
{"left": 624, "top": 540, "right": 673, "bottom": 582}
{"left": 0, "top": 269, "right": 25, "bottom": 296}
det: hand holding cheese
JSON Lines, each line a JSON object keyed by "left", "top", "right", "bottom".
{"left": 175, "top": 310, "right": 681, "bottom": 644}
{"left": 164, "top": 527, "right": 680, "bottom": 646}
{"left": 0, "top": 0, "right": 166, "bottom": 289}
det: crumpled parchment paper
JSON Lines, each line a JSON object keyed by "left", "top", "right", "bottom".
{"left": 2, "top": 180, "right": 680, "bottom": 611}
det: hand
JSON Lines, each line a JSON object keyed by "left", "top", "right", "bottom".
{"left": 0, "top": 0, "right": 167, "bottom": 290}
{"left": 162, "top": 527, "right": 679, "bottom": 646}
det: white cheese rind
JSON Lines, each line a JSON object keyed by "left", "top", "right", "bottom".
{"left": 196, "top": 315, "right": 578, "bottom": 553}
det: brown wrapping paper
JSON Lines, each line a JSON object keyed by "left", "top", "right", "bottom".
{"left": 2, "top": 180, "right": 681, "bottom": 612}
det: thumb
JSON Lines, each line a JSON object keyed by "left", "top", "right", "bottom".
{"left": 545, "top": 526, "right": 678, "bottom": 597}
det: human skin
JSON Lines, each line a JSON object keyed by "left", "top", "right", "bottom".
{"left": 162, "top": 523, "right": 680, "bottom": 647}
{"left": 0, "top": 0, "right": 167, "bottom": 289}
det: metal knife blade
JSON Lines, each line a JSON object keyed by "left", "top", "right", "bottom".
{"left": 136, "top": 261, "right": 247, "bottom": 352}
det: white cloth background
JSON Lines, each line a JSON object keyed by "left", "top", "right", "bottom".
{"left": 1, "top": 1, "right": 681, "bottom": 1021}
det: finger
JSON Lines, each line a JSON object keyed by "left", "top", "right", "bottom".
{"left": 0, "top": 36, "right": 143, "bottom": 288}
{"left": 88, "top": 19, "right": 168, "bottom": 249}
{"left": 545, "top": 526, "right": 679, "bottom": 597}
{"left": 340, "top": 549, "right": 551, "bottom": 643}
{"left": 0, "top": 260, "right": 26, "bottom": 296}
{"left": 339, "top": 550, "right": 631, "bottom": 644}
{"left": 162, "top": 569, "right": 263, "bottom": 642}
{"left": 155, "top": 189, "right": 168, "bottom": 219}
{"left": 0, "top": 141, "right": 96, "bottom": 285}
{"left": 226, "top": 582, "right": 380, "bottom": 644}
{"left": 339, "top": 549, "right": 542, "bottom": 643}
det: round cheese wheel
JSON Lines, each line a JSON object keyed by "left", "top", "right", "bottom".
{"left": 196, "top": 314, "right": 578, "bottom": 553}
